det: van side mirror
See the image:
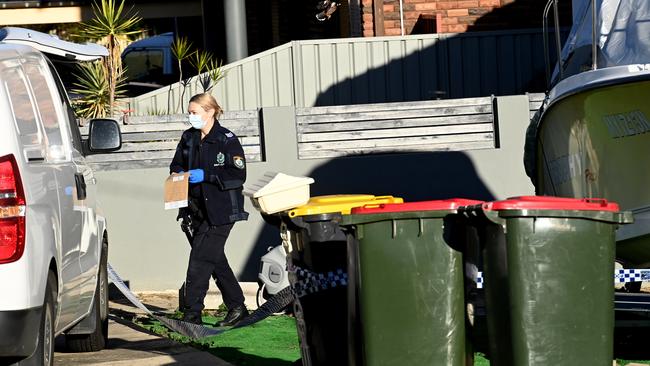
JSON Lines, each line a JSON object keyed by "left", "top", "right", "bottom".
{"left": 88, "top": 119, "right": 122, "bottom": 153}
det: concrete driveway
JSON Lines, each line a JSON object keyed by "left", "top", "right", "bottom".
{"left": 54, "top": 315, "right": 232, "bottom": 366}
{"left": 54, "top": 287, "right": 260, "bottom": 366}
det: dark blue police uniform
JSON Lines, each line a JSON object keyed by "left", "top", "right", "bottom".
{"left": 170, "top": 121, "right": 249, "bottom": 319}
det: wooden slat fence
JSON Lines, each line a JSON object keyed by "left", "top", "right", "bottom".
{"left": 528, "top": 93, "right": 546, "bottom": 119}
{"left": 81, "top": 110, "right": 263, "bottom": 171}
{"left": 295, "top": 96, "right": 495, "bottom": 159}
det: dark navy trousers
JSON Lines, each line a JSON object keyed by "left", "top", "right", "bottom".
{"left": 184, "top": 221, "right": 245, "bottom": 314}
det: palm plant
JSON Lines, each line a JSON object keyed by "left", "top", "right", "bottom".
{"left": 71, "top": 61, "right": 126, "bottom": 118}
{"left": 190, "top": 50, "right": 225, "bottom": 93}
{"left": 171, "top": 36, "right": 193, "bottom": 112}
{"left": 77, "top": 0, "right": 142, "bottom": 115}
{"left": 205, "top": 58, "right": 225, "bottom": 92}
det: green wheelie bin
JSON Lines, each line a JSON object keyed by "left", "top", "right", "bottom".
{"left": 280, "top": 194, "right": 403, "bottom": 366}
{"left": 340, "top": 198, "right": 482, "bottom": 366}
{"left": 464, "top": 196, "right": 633, "bottom": 366}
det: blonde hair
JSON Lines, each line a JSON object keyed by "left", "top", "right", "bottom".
{"left": 189, "top": 93, "right": 223, "bottom": 119}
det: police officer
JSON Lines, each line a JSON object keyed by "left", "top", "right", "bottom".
{"left": 170, "top": 93, "right": 249, "bottom": 326}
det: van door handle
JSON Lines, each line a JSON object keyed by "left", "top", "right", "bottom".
{"left": 74, "top": 173, "right": 87, "bottom": 200}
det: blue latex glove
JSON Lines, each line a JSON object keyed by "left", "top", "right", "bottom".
{"left": 188, "top": 169, "right": 204, "bottom": 183}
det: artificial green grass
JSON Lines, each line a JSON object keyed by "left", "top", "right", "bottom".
{"left": 137, "top": 312, "right": 300, "bottom": 366}
{"left": 135, "top": 313, "right": 650, "bottom": 366}
{"left": 474, "top": 354, "right": 489, "bottom": 365}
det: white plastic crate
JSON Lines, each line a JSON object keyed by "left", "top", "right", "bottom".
{"left": 243, "top": 172, "right": 315, "bottom": 214}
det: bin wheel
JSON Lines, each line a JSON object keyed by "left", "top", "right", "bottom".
{"left": 624, "top": 281, "right": 642, "bottom": 293}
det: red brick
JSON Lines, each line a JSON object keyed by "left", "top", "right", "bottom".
{"left": 384, "top": 12, "right": 402, "bottom": 20}
{"left": 469, "top": 7, "right": 492, "bottom": 15}
{"left": 363, "top": 29, "right": 375, "bottom": 37}
{"left": 479, "top": 0, "right": 500, "bottom": 6}
{"left": 457, "top": 15, "right": 480, "bottom": 24}
{"left": 447, "top": 8, "right": 469, "bottom": 16}
{"left": 383, "top": 4, "right": 395, "bottom": 12}
{"left": 405, "top": 11, "right": 421, "bottom": 19}
{"left": 385, "top": 28, "right": 403, "bottom": 35}
{"left": 404, "top": 20, "right": 417, "bottom": 29}
{"left": 402, "top": 3, "right": 416, "bottom": 10}
{"left": 361, "top": 0, "right": 373, "bottom": 6}
{"left": 362, "top": 13, "right": 374, "bottom": 22}
{"left": 415, "top": 2, "right": 437, "bottom": 10}
{"left": 442, "top": 16, "right": 459, "bottom": 24}
{"left": 383, "top": 20, "right": 397, "bottom": 28}
{"left": 436, "top": 1, "right": 458, "bottom": 10}
{"left": 406, "top": 0, "right": 428, "bottom": 3}
{"left": 458, "top": 0, "right": 479, "bottom": 7}
{"left": 447, "top": 23, "right": 469, "bottom": 32}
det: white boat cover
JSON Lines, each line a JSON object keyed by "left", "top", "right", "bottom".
{"left": 561, "top": 0, "right": 650, "bottom": 77}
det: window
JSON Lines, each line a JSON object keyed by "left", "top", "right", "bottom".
{"left": 23, "top": 59, "right": 67, "bottom": 161}
{"left": 46, "top": 60, "right": 84, "bottom": 154}
{"left": 123, "top": 50, "right": 164, "bottom": 81}
{"left": 1, "top": 61, "right": 43, "bottom": 153}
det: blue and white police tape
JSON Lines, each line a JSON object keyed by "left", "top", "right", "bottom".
{"left": 107, "top": 263, "right": 347, "bottom": 339}
{"left": 473, "top": 268, "right": 650, "bottom": 289}
{"left": 290, "top": 267, "right": 348, "bottom": 298}
{"left": 615, "top": 269, "right": 650, "bottom": 283}
{"left": 108, "top": 264, "right": 222, "bottom": 339}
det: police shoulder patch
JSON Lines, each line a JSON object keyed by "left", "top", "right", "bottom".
{"left": 225, "top": 132, "right": 234, "bottom": 138}
{"left": 233, "top": 155, "right": 245, "bottom": 169}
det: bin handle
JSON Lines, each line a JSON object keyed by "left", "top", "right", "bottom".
{"left": 582, "top": 198, "right": 609, "bottom": 206}
{"left": 360, "top": 203, "right": 386, "bottom": 210}
{"left": 373, "top": 195, "right": 399, "bottom": 202}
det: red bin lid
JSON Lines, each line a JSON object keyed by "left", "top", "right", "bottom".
{"left": 484, "top": 196, "right": 620, "bottom": 212}
{"left": 351, "top": 198, "right": 483, "bottom": 214}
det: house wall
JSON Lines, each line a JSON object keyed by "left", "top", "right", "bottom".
{"left": 100, "top": 94, "right": 535, "bottom": 291}
{"left": 360, "top": 0, "right": 572, "bottom": 36}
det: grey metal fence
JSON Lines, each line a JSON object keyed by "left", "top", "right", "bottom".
{"left": 127, "top": 29, "right": 562, "bottom": 114}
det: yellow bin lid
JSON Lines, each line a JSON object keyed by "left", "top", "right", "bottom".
{"left": 288, "top": 194, "right": 404, "bottom": 217}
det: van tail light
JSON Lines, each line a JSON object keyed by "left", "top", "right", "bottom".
{"left": 0, "top": 154, "right": 26, "bottom": 264}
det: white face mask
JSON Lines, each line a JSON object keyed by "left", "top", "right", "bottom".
{"left": 188, "top": 114, "right": 206, "bottom": 130}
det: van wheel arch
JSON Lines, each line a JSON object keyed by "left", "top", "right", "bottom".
{"left": 64, "top": 235, "right": 109, "bottom": 352}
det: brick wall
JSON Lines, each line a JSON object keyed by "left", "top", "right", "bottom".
{"left": 359, "top": 0, "right": 572, "bottom": 36}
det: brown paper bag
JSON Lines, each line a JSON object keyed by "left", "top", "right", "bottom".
{"left": 164, "top": 172, "right": 190, "bottom": 210}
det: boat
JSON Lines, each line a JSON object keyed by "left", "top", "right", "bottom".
{"left": 524, "top": 0, "right": 650, "bottom": 271}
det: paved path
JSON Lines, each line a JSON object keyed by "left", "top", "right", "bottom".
{"left": 54, "top": 286, "right": 261, "bottom": 366}
{"left": 54, "top": 314, "right": 232, "bottom": 366}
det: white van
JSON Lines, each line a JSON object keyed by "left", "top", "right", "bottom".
{"left": 0, "top": 27, "right": 121, "bottom": 365}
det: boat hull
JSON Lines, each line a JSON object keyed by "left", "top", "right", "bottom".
{"left": 535, "top": 79, "right": 650, "bottom": 266}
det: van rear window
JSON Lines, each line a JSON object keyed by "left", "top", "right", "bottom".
{"left": 23, "top": 60, "right": 65, "bottom": 156}
{"left": 1, "top": 64, "right": 42, "bottom": 148}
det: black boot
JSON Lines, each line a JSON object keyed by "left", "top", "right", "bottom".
{"left": 218, "top": 305, "right": 248, "bottom": 326}
{"left": 182, "top": 311, "right": 203, "bottom": 325}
